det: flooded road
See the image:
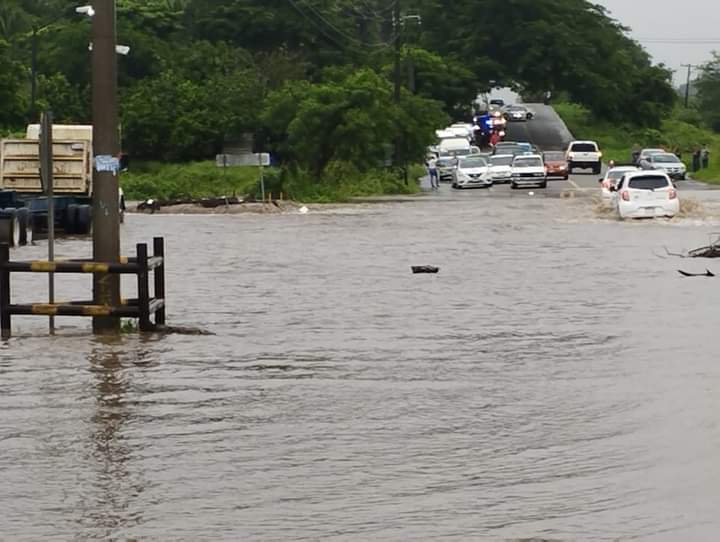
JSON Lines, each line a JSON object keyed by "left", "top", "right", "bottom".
{"left": 2, "top": 189, "right": 720, "bottom": 540}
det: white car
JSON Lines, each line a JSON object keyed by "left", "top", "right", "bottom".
{"left": 488, "top": 154, "right": 514, "bottom": 184}
{"left": 611, "top": 171, "right": 679, "bottom": 219}
{"left": 599, "top": 166, "right": 639, "bottom": 199}
{"left": 452, "top": 155, "right": 491, "bottom": 189}
{"left": 639, "top": 152, "right": 687, "bottom": 180}
{"left": 503, "top": 105, "right": 533, "bottom": 121}
{"left": 566, "top": 140, "right": 602, "bottom": 174}
{"left": 510, "top": 154, "right": 547, "bottom": 189}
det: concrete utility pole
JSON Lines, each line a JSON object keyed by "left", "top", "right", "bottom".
{"left": 682, "top": 64, "right": 700, "bottom": 108}
{"left": 91, "top": 0, "right": 121, "bottom": 333}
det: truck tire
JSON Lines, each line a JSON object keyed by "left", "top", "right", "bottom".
{"left": 75, "top": 205, "right": 92, "bottom": 235}
{"left": 15, "top": 208, "right": 32, "bottom": 246}
{"left": 593, "top": 164, "right": 601, "bottom": 174}
{"left": 64, "top": 204, "right": 79, "bottom": 234}
{"left": 0, "top": 209, "right": 21, "bottom": 247}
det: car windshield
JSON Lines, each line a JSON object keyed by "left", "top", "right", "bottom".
{"left": 508, "top": 106, "right": 526, "bottom": 111}
{"left": 628, "top": 176, "right": 670, "bottom": 190}
{"left": 518, "top": 143, "right": 532, "bottom": 151}
{"left": 514, "top": 157, "right": 543, "bottom": 168}
{"left": 459, "top": 157, "right": 487, "bottom": 168}
{"left": 571, "top": 143, "right": 597, "bottom": 152}
{"left": 652, "top": 154, "right": 680, "bottom": 163}
{"left": 543, "top": 152, "right": 565, "bottom": 161}
{"left": 449, "top": 148, "right": 472, "bottom": 156}
{"left": 436, "top": 159, "right": 455, "bottom": 167}
{"left": 490, "top": 156, "right": 513, "bottom": 166}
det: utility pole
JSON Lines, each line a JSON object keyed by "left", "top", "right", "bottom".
{"left": 30, "top": 27, "right": 38, "bottom": 122}
{"left": 91, "top": 0, "right": 121, "bottom": 334}
{"left": 682, "top": 64, "right": 699, "bottom": 108}
{"left": 393, "top": 0, "right": 402, "bottom": 103}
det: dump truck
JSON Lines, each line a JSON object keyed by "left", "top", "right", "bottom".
{"left": 0, "top": 124, "right": 97, "bottom": 246}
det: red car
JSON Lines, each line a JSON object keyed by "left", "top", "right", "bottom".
{"left": 543, "top": 151, "right": 569, "bottom": 180}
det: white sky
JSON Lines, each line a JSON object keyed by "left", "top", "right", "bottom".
{"left": 596, "top": 0, "right": 720, "bottom": 83}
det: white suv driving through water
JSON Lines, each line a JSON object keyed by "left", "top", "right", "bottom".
{"left": 566, "top": 140, "right": 602, "bottom": 174}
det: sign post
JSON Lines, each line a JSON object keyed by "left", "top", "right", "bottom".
{"left": 39, "top": 111, "right": 55, "bottom": 334}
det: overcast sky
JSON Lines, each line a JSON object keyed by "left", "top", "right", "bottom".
{"left": 597, "top": 0, "right": 720, "bottom": 83}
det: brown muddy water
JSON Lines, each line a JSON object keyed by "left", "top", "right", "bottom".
{"left": 2, "top": 191, "right": 720, "bottom": 540}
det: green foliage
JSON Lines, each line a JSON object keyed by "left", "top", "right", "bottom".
{"left": 262, "top": 67, "right": 446, "bottom": 175}
{"left": 281, "top": 163, "right": 420, "bottom": 203}
{"left": 121, "top": 161, "right": 263, "bottom": 200}
{"left": 0, "top": 39, "right": 26, "bottom": 128}
{"left": 696, "top": 53, "right": 720, "bottom": 132}
{"left": 555, "top": 102, "right": 720, "bottom": 181}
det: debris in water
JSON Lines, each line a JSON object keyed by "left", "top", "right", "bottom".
{"left": 678, "top": 269, "right": 715, "bottom": 277}
{"left": 412, "top": 265, "right": 439, "bottom": 274}
{"left": 662, "top": 233, "right": 720, "bottom": 259}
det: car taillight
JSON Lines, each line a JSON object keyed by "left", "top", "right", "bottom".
{"left": 669, "top": 188, "right": 677, "bottom": 200}
{"left": 621, "top": 190, "right": 630, "bottom": 201}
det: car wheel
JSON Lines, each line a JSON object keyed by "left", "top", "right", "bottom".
{"left": 593, "top": 164, "right": 601, "bottom": 174}
{"left": 568, "top": 164, "right": 573, "bottom": 174}
{"left": 539, "top": 180, "right": 547, "bottom": 189}
{"left": 74, "top": 205, "right": 92, "bottom": 235}
{"left": 563, "top": 175, "right": 569, "bottom": 180}
{"left": 510, "top": 182, "right": 518, "bottom": 190}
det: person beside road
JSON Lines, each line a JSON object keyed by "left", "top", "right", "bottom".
{"left": 701, "top": 145, "right": 710, "bottom": 169}
{"left": 693, "top": 147, "right": 702, "bottom": 172}
{"left": 426, "top": 156, "right": 439, "bottom": 190}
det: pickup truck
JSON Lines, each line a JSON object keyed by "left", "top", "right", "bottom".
{"left": 566, "top": 140, "right": 602, "bottom": 174}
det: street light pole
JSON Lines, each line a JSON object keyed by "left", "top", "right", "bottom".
{"left": 91, "top": 0, "right": 121, "bottom": 334}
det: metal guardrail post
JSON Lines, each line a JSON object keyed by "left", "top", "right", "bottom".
{"left": 153, "top": 237, "right": 166, "bottom": 326}
{"left": 1, "top": 243, "right": 11, "bottom": 339}
{"left": 136, "top": 243, "right": 152, "bottom": 331}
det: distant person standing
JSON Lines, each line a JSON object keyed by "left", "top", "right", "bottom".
{"left": 701, "top": 145, "right": 710, "bottom": 169}
{"left": 427, "top": 156, "right": 439, "bottom": 190}
{"left": 631, "top": 143, "right": 641, "bottom": 165}
{"left": 692, "top": 147, "right": 702, "bottom": 172}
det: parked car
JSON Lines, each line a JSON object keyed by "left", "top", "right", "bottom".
{"left": 504, "top": 105, "right": 533, "bottom": 121}
{"left": 452, "top": 155, "right": 492, "bottom": 189}
{"left": 542, "top": 151, "right": 569, "bottom": 179}
{"left": 436, "top": 156, "right": 457, "bottom": 182}
{"left": 488, "top": 154, "right": 514, "bottom": 184}
{"left": 611, "top": 171, "right": 679, "bottom": 219}
{"left": 598, "top": 166, "right": 639, "bottom": 198}
{"left": 566, "top": 140, "right": 602, "bottom": 174}
{"left": 639, "top": 152, "right": 687, "bottom": 180}
{"left": 510, "top": 154, "right": 547, "bottom": 189}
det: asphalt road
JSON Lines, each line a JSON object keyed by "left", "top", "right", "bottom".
{"left": 422, "top": 104, "right": 715, "bottom": 197}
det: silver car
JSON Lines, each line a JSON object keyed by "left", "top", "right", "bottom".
{"left": 640, "top": 152, "right": 687, "bottom": 180}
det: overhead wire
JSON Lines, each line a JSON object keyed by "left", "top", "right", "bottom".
{"left": 286, "top": 0, "right": 399, "bottom": 50}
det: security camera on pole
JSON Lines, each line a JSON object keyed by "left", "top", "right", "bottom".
{"left": 91, "top": 0, "right": 121, "bottom": 334}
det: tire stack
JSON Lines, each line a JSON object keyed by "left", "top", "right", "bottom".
{"left": 0, "top": 208, "right": 33, "bottom": 248}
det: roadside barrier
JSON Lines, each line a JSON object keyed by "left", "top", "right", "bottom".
{"left": 0, "top": 237, "right": 166, "bottom": 339}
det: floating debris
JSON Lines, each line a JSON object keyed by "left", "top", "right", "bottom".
{"left": 412, "top": 265, "right": 439, "bottom": 274}
{"left": 678, "top": 269, "right": 715, "bottom": 278}
{"left": 661, "top": 233, "right": 720, "bottom": 259}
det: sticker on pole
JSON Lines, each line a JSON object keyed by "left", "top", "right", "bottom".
{"left": 94, "top": 155, "right": 121, "bottom": 175}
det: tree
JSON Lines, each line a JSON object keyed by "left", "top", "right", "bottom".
{"left": 696, "top": 53, "right": 720, "bottom": 132}
{"left": 261, "top": 68, "right": 446, "bottom": 175}
{"left": 0, "top": 39, "right": 26, "bottom": 128}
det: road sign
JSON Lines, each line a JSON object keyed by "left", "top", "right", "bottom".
{"left": 216, "top": 153, "right": 270, "bottom": 167}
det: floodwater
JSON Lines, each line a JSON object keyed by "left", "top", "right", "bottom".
{"left": 2, "top": 189, "right": 720, "bottom": 541}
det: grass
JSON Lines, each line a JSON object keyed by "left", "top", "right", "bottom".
{"left": 554, "top": 103, "right": 720, "bottom": 183}
{"left": 121, "top": 159, "right": 422, "bottom": 202}
{"left": 121, "top": 161, "right": 264, "bottom": 200}
{"left": 282, "top": 163, "right": 422, "bottom": 203}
